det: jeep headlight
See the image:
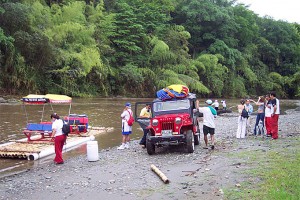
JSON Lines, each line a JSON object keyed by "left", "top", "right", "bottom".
{"left": 175, "top": 117, "right": 182, "bottom": 124}
{"left": 152, "top": 119, "right": 159, "bottom": 126}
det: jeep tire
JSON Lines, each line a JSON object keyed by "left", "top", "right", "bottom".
{"left": 186, "top": 130, "right": 194, "bottom": 153}
{"left": 146, "top": 132, "right": 155, "bottom": 155}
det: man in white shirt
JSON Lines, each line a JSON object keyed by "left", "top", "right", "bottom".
{"left": 212, "top": 100, "right": 219, "bottom": 111}
{"left": 196, "top": 99, "right": 216, "bottom": 150}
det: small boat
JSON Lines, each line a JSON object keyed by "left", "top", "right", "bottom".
{"left": 21, "top": 94, "right": 88, "bottom": 142}
{"left": 0, "top": 94, "right": 110, "bottom": 160}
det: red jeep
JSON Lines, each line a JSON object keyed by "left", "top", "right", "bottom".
{"left": 135, "top": 93, "right": 200, "bottom": 155}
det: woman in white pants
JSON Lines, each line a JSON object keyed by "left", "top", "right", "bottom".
{"left": 237, "top": 99, "right": 247, "bottom": 138}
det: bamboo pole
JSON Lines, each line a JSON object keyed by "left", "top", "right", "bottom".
{"left": 150, "top": 164, "right": 169, "bottom": 184}
{"left": 9, "top": 140, "right": 54, "bottom": 145}
{"left": 0, "top": 149, "right": 41, "bottom": 153}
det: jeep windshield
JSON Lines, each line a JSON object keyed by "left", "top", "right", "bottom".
{"left": 153, "top": 99, "right": 190, "bottom": 116}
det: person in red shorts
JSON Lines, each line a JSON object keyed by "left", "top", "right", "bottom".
{"left": 270, "top": 92, "right": 280, "bottom": 139}
{"left": 51, "top": 113, "right": 66, "bottom": 164}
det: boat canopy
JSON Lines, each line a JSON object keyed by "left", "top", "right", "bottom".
{"left": 21, "top": 94, "right": 72, "bottom": 123}
{"left": 21, "top": 94, "right": 72, "bottom": 104}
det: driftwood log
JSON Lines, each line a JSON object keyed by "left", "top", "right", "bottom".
{"left": 150, "top": 164, "right": 169, "bottom": 184}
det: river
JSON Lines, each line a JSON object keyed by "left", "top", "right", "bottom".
{"left": 0, "top": 97, "right": 297, "bottom": 178}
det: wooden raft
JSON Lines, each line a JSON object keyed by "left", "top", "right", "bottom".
{"left": 0, "top": 127, "right": 113, "bottom": 159}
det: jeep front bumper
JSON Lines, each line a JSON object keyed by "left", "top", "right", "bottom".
{"left": 147, "top": 135, "right": 187, "bottom": 145}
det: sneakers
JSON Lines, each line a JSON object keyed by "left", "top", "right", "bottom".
{"left": 125, "top": 143, "right": 130, "bottom": 149}
{"left": 117, "top": 144, "right": 126, "bottom": 150}
{"left": 117, "top": 143, "right": 129, "bottom": 150}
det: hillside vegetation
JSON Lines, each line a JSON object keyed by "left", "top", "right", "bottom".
{"left": 0, "top": 0, "right": 300, "bottom": 98}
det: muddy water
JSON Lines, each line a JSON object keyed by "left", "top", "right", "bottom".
{"left": 0, "top": 98, "right": 297, "bottom": 177}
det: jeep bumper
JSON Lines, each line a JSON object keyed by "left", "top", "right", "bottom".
{"left": 147, "top": 135, "right": 187, "bottom": 145}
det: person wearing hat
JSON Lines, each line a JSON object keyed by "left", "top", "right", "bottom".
{"left": 50, "top": 113, "right": 66, "bottom": 164}
{"left": 139, "top": 104, "right": 152, "bottom": 148}
{"left": 118, "top": 102, "right": 133, "bottom": 150}
{"left": 196, "top": 99, "right": 217, "bottom": 150}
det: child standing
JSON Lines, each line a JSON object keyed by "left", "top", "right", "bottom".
{"left": 118, "top": 102, "right": 133, "bottom": 150}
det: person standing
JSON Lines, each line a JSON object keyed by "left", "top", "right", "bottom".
{"left": 221, "top": 100, "right": 227, "bottom": 110}
{"left": 251, "top": 96, "right": 265, "bottom": 135}
{"left": 264, "top": 94, "right": 273, "bottom": 137}
{"left": 50, "top": 113, "right": 66, "bottom": 164}
{"left": 118, "top": 102, "right": 133, "bottom": 150}
{"left": 237, "top": 99, "right": 247, "bottom": 139}
{"left": 245, "top": 99, "right": 253, "bottom": 135}
{"left": 212, "top": 100, "right": 219, "bottom": 111}
{"left": 270, "top": 92, "right": 280, "bottom": 139}
{"left": 139, "top": 104, "right": 151, "bottom": 148}
{"left": 196, "top": 99, "right": 216, "bottom": 150}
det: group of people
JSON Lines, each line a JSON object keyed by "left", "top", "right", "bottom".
{"left": 116, "top": 92, "right": 280, "bottom": 151}
{"left": 236, "top": 92, "right": 280, "bottom": 140}
{"left": 50, "top": 92, "right": 280, "bottom": 163}
{"left": 117, "top": 100, "right": 217, "bottom": 150}
{"left": 211, "top": 100, "right": 227, "bottom": 111}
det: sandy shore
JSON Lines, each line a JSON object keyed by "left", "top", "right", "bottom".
{"left": 0, "top": 103, "right": 299, "bottom": 200}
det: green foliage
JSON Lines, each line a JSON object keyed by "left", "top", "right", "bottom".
{"left": 196, "top": 54, "right": 228, "bottom": 96}
{"left": 0, "top": 0, "right": 299, "bottom": 98}
{"left": 232, "top": 76, "right": 247, "bottom": 97}
{"left": 0, "top": 2, "right": 31, "bottom": 35}
{"left": 149, "top": 37, "right": 172, "bottom": 66}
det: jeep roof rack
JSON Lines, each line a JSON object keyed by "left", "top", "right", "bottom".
{"left": 153, "top": 93, "right": 196, "bottom": 102}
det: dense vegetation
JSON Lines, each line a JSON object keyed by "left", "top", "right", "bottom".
{"left": 0, "top": 0, "right": 300, "bottom": 98}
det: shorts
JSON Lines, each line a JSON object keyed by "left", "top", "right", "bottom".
{"left": 122, "top": 131, "right": 132, "bottom": 135}
{"left": 203, "top": 125, "right": 215, "bottom": 135}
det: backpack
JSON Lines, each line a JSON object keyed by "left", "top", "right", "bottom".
{"left": 241, "top": 107, "right": 249, "bottom": 118}
{"left": 126, "top": 110, "right": 134, "bottom": 126}
{"left": 62, "top": 120, "right": 71, "bottom": 136}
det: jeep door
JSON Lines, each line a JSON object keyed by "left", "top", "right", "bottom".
{"left": 134, "top": 102, "right": 152, "bottom": 129}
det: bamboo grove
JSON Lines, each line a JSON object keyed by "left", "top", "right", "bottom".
{"left": 0, "top": 0, "right": 300, "bottom": 98}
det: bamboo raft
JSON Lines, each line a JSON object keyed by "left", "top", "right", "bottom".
{"left": 0, "top": 127, "right": 113, "bottom": 160}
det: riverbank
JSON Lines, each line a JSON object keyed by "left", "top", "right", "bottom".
{"left": 0, "top": 103, "right": 299, "bottom": 200}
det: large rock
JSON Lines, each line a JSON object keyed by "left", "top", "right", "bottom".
{"left": 0, "top": 97, "right": 7, "bottom": 103}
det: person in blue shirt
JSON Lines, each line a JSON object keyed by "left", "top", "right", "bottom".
{"left": 245, "top": 99, "right": 253, "bottom": 135}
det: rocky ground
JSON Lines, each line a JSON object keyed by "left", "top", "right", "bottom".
{"left": 0, "top": 103, "right": 299, "bottom": 200}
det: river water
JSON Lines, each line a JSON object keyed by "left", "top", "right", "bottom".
{"left": 0, "top": 97, "right": 297, "bottom": 178}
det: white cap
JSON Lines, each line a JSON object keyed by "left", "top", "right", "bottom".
{"left": 205, "top": 99, "right": 213, "bottom": 105}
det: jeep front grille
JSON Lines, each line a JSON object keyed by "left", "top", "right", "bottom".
{"left": 162, "top": 122, "right": 174, "bottom": 131}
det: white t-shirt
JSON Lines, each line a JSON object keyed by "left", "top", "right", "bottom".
{"left": 265, "top": 100, "right": 273, "bottom": 117}
{"left": 121, "top": 109, "right": 133, "bottom": 132}
{"left": 52, "top": 119, "right": 63, "bottom": 136}
{"left": 198, "top": 107, "right": 215, "bottom": 128}
{"left": 222, "top": 101, "right": 226, "bottom": 107}
{"left": 275, "top": 99, "right": 280, "bottom": 114}
{"left": 212, "top": 101, "right": 219, "bottom": 108}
